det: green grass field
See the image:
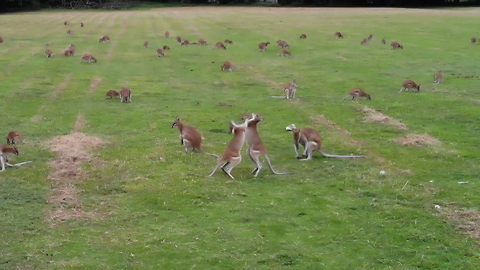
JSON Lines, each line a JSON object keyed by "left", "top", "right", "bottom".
{"left": 1, "top": 6, "right": 480, "bottom": 269}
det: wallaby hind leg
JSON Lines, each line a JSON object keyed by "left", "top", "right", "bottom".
{"left": 224, "top": 156, "right": 242, "bottom": 179}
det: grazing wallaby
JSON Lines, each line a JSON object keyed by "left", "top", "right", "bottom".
{"left": 299, "top": 34, "right": 307, "bottom": 39}
{"left": 343, "top": 88, "right": 371, "bottom": 101}
{"left": 390, "top": 41, "right": 403, "bottom": 49}
{"left": 209, "top": 120, "right": 246, "bottom": 179}
{"left": 64, "top": 50, "right": 74, "bottom": 56}
{"left": 0, "top": 145, "right": 19, "bottom": 172}
{"left": 172, "top": 117, "right": 219, "bottom": 158}
{"left": 45, "top": 49, "right": 53, "bottom": 58}
{"left": 285, "top": 124, "right": 364, "bottom": 160}
{"left": 213, "top": 42, "right": 227, "bottom": 50}
{"left": 163, "top": 45, "right": 170, "bottom": 50}
{"left": 105, "top": 90, "right": 120, "bottom": 99}
{"left": 434, "top": 72, "right": 443, "bottom": 83}
{"left": 334, "top": 31, "right": 344, "bottom": 38}
{"left": 6, "top": 131, "right": 22, "bottom": 145}
{"left": 279, "top": 48, "right": 291, "bottom": 57}
{"left": 361, "top": 38, "right": 369, "bottom": 45}
{"left": 119, "top": 87, "right": 132, "bottom": 103}
{"left": 81, "top": 22, "right": 84, "bottom": 27}
{"left": 99, "top": 35, "right": 110, "bottom": 42}
{"left": 224, "top": 39, "right": 233, "bottom": 44}
{"left": 221, "top": 61, "right": 233, "bottom": 72}
{"left": 243, "top": 113, "right": 292, "bottom": 177}
{"left": 165, "top": 31, "right": 170, "bottom": 38}
{"left": 67, "top": 30, "right": 73, "bottom": 34}
{"left": 368, "top": 34, "right": 374, "bottom": 40}
{"left": 471, "top": 37, "right": 477, "bottom": 44}
{"left": 68, "top": 44, "right": 75, "bottom": 50}
{"left": 400, "top": 80, "right": 420, "bottom": 92}
{"left": 0, "top": 37, "right": 3, "bottom": 43}
{"left": 64, "top": 21, "right": 69, "bottom": 26}
{"left": 156, "top": 48, "right": 165, "bottom": 57}
{"left": 144, "top": 41, "right": 149, "bottom": 48}
{"left": 176, "top": 36, "right": 182, "bottom": 43}
{"left": 81, "top": 54, "right": 97, "bottom": 63}
{"left": 258, "top": 41, "right": 270, "bottom": 52}
{"left": 181, "top": 40, "right": 190, "bottom": 47}
{"left": 284, "top": 79, "right": 297, "bottom": 99}
{"left": 277, "top": 40, "right": 289, "bottom": 49}
{"left": 382, "top": 39, "right": 386, "bottom": 44}
{"left": 199, "top": 39, "right": 207, "bottom": 45}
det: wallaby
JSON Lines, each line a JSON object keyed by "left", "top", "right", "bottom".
{"left": 0, "top": 37, "right": 3, "bottom": 43}
{"left": 390, "top": 41, "right": 403, "bottom": 49}
{"left": 277, "top": 40, "right": 289, "bottom": 49}
{"left": 299, "top": 34, "right": 307, "bottom": 39}
{"left": 381, "top": 39, "right": 386, "bottom": 44}
{"left": 165, "top": 31, "right": 170, "bottom": 38}
{"left": 258, "top": 41, "right": 270, "bottom": 52}
{"left": 45, "top": 49, "right": 53, "bottom": 58}
{"left": 99, "top": 35, "right": 110, "bottom": 42}
{"left": 81, "top": 22, "right": 84, "bottom": 27}
{"left": 224, "top": 39, "right": 233, "bottom": 44}
{"left": 64, "top": 50, "right": 74, "bottom": 56}
{"left": 284, "top": 79, "right": 297, "bottom": 99}
{"left": 334, "top": 32, "right": 344, "bottom": 38}
{"left": 64, "top": 21, "right": 69, "bottom": 26}
{"left": 181, "top": 40, "right": 190, "bottom": 47}
{"left": 471, "top": 37, "right": 477, "bottom": 44}
{"left": 279, "top": 48, "right": 291, "bottom": 57}
{"left": 0, "top": 145, "right": 18, "bottom": 172}
{"left": 67, "top": 30, "right": 73, "bottom": 35}
{"left": 144, "top": 41, "right": 149, "bottom": 48}
{"left": 176, "top": 36, "right": 182, "bottom": 43}
{"left": 81, "top": 54, "right": 97, "bottom": 63}
{"left": 6, "top": 131, "right": 22, "bottom": 145}
{"left": 119, "top": 87, "right": 132, "bottom": 102}
{"left": 434, "top": 72, "right": 443, "bottom": 83}
{"left": 343, "top": 88, "right": 371, "bottom": 101}
{"left": 156, "top": 48, "right": 165, "bottom": 57}
{"left": 172, "top": 117, "right": 219, "bottom": 158}
{"left": 221, "top": 61, "right": 233, "bottom": 72}
{"left": 105, "top": 90, "right": 120, "bottom": 99}
{"left": 285, "top": 124, "right": 364, "bottom": 160}
{"left": 400, "top": 80, "right": 420, "bottom": 92}
{"left": 213, "top": 41, "right": 227, "bottom": 50}
{"left": 361, "top": 38, "right": 368, "bottom": 45}
{"left": 209, "top": 120, "right": 246, "bottom": 179}
{"left": 199, "top": 39, "right": 207, "bottom": 45}
{"left": 163, "top": 45, "right": 170, "bottom": 50}
{"left": 368, "top": 34, "right": 374, "bottom": 40}
{"left": 243, "top": 113, "right": 293, "bottom": 177}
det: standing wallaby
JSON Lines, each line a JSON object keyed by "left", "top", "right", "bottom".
{"left": 221, "top": 61, "right": 233, "bottom": 72}
{"left": 334, "top": 31, "right": 343, "bottom": 38}
{"left": 381, "top": 39, "right": 386, "bottom": 44}
{"left": 81, "top": 22, "right": 84, "bottom": 27}
{"left": 284, "top": 79, "right": 297, "bottom": 99}
{"left": 400, "top": 80, "right": 420, "bottom": 92}
{"left": 0, "top": 145, "right": 19, "bottom": 172}
{"left": 144, "top": 41, "right": 149, "bottom": 48}
{"left": 343, "top": 88, "right": 371, "bottom": 101}
{"left": 277, "top": 40, "right": 289, "bottom": 49}
{"left": 361, "top": 38, "right": 368, "bottom": 45}
{"left": 45, "top": 49, "right": 53, "bottom": 58}
{"left": 165, "top": 31, "right": 170, "bottom": 38}
{"left": 299, "top": 34, "right": 307, "bottom": 39}
{"left": 172, "top": 117, "right": 219, "bottom": 158}
{"left": 213, "top": 42, "right": 227, "bottom": 50}
{"left": 434, "top": 72, "right": 443, "bottom": 83}
{"left": 119, "top": 87, "right": 132, "bottom": 103}
{"left": 199, "top": 39, "right": 207, "bottom": 45}
{"left": 176, "top": 36, "right": 182, "bottom": 43}
{"left": 258, "top": 41, "right": 270, "bottom": 52}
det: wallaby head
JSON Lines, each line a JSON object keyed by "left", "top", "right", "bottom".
{"left": 285, "top": 124, "right": 297, "bottom": 132}
{"left": 172, "top": 117, "right": 181, "bottom": 128}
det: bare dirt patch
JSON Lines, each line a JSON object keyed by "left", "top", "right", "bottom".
{"left": 73, "top": 114, "right": 87, "bottom": 132}
{"left": 88, "top": 76, "right": 102, "bottom": 94}
{"left": 395, "top": 134, "right": 440, "bottom": 146}
{"left": 51, "top": 75, "right": 72, "bottom": 100}
{"left": 361, "top": 107, "right": 408, "bottom": 130}
{"left": 442, "top": 208, "right": 480, "bottom": 242}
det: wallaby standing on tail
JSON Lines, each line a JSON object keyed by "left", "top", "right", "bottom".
{"left": 400, "top": 80, "right": 420, "bottom": 92}
{"left": 176, "top": 36, "right": 182, "bottom": 43}
{"left": 165, "top": 31, "right": 170, "bottom": 38}
{"left": 221, "top": 61, "right": 233, "bottom": 72}
{"left": 199, "top": 39, "right": 207, "bottom": 45}
{"left": 343, "top": 88, "right": 371, "bottom": 101}
{"left": 172, "top": 117, "right": 219, "bottom": 158}
{"left": 209, "top": 120, "right": 246, "bottom": 179}
{"left": 258, "top": 42, "right": 270, "bottom": 52}
{"left": 105, "top": 90, "right": 120, "bottom": 99}
{"left": 334, "top": 32, "right": 344, "bottom": 38}
{"left": 390, "top": 41, "right": 403, "bottom": 49}
{"left": 6, "top": 131, "right": 22, "bottom": 145}
{"left": 471, "top": 37, "right": 477, "bottom": 44}
{"left": 299, "top": 34, "right": 307, "bottom": 39}
{"left": 243, "top": 113, "right": 292, "bottom": 177}
{"left": 163, "top": 45, "right": 170, "bottom": 50}
{"left": 119, "top": 87, "right": 132, "bottom": 103}
{"left": 45, "top": 49, "right": 53, "bottom": 58}
{"left": 285, "top": 124, "right": 364, "bottom": 161}
{"left": 279, "top": 48, "right": 291, "bottom": 57}
{"left": 144, "top": 41, "right": 149, "bottom": 48}
{"left": 284, "top": 79, "right": 297, "bottom": 99}
{"left": 156, "top": 48, "right": 165, "bottom": 57}
{"left": 434, "top": 72, "right": 443, "bottom": 83}
{"left": 213, "top": 42, "right": 227, "bottom": 50}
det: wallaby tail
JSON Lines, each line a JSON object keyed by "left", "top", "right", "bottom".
{"left": 342, "top": 95, "right": 350, "bottom": 100}
{"left": 319, "top": 149, "right": 364, "bottom": 158}
{"left": 203, "top": 151, "right": 220, "bottom": 159}
{"left": 265, "top": 155, "right": 294, "bottom": 175}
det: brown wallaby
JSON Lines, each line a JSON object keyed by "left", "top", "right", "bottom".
{"left": 400, "top": 80, "right": 420, "bottom": 92}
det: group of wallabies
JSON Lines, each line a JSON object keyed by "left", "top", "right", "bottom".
{"left": 173, "top": 114, "right": 363, "bottom": 179}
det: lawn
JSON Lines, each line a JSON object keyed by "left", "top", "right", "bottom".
{"left": 1, "top": 6, "right": 480, "bottom": 269}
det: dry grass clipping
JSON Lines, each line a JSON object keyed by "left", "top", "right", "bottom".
{"left": 443, "top": 209, "right": 480, "bottom": 241}
{"left": 395, "top": 134, "right": 440, "bottom": 146}
{"left": 361, "top": 107, "right": 408, "bottom": 130}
